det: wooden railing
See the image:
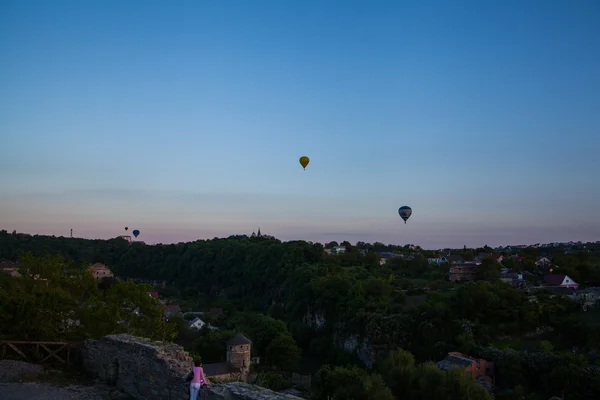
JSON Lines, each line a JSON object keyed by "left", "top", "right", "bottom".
{"left": 0, "top": 340, "right": 82, "bottom": 365}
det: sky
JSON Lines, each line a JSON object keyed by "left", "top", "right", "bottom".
{"left": 1, "top": 0, "right": 599, "bottom": 249}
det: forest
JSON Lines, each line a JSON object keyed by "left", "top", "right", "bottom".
{"left": 1, "top": 229, "right": 600, "bottom": 399}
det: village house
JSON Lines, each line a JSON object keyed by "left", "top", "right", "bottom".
{"left": 436, "top": 352, "right": 494, "bottom": 390}
{"left": 88, "top": 263, "right": 114, "bottom": 280}
{"left": 474, "top": 253, "right": 503, "bottom": 264}
{"left": 187, "top": 317, "right": 218, "bottom": 331}
{"left": 331, "top": 245, "right": 346, "bottom": 254}
{"left": 536, "top": 256, "right": 552, "bottom": 267}
{"left": 378, "top": 252, "right": 401, "bottom": 265}
{"left": 203, "top": 333, "right": 252, "bottom": 382}
{"left": 0, "top": 261, "right": 21, "bottom": 278}
{"left": 449, "top": 264, "right": 479, "bottom": 282}
{"left": 543, "top": 274, "right": 578, "bottom": 289}
{"left": 164, "top": 304, "right": 182, "bottom": 318}
{"left": 445, "top": 255, "right": 465, "bottom": 265}
{"left": 500, "top": 270, "right": 524, "bottom": 285}
{"left": 429, "top": 254, "right": 466, "bottom": 265}
{"left": 427, "top": 255, "right": 447, "bottom": 264}
{"left": 510, "top": 254, "right": 525, "bottom": 262}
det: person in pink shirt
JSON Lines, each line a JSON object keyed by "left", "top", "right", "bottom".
{"left": 185, "top": 359, "right": 211, "bottom": 400}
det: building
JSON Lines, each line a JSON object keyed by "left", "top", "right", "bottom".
{"left": 377, "top": 252, "right": 401, "bottom": 265}
{"left": 445, "top": 255, "right": 465, "bottom": 265}
{"left": 535, "top": 256, "right": 552, "bottom": 266}
{"left": 88, "top": 263, "right": 114, "bottom": 280}
{"left": 428, "top": 255, "right": 446, "bottom": 264}
{"left": 449, "top": 264, "right": 479, "bottom": 282}
{"left": 203, "top": 333, "right": 252, "bottom": 382}
{"left": 543, "top": 274, "right": 578, "bottom": 289}
{"left": 500, "top": 271, "right": 523, "bottom": 285}
{"left": 164, "top": 304, "right": 182, "bottom": 318}
{"left": 0, "top": 261, "right": 21, "bottom": 278}
{"left": 331, "top": 246, "right": 346, "bottom": 254}
{"left": 250, "top": 228, "right": 262, "bottom": 238}
{"left": 118, "top": 235, "right": 132, "bottom": 243}
{"left": 429, "top": 254, "right": 466, "bottom": 265}
{"left": 437, "top": 352, "right": 494, "bottom": 389}
{"left": 187, "top": 317, "right": 218, "bottom": 331}
{"left": 474, "top": 253, "right": 503, "bottom": 264}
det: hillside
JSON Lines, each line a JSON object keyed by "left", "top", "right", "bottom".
{"left": 2, "top": 230, "right": 600, "bottom": 399}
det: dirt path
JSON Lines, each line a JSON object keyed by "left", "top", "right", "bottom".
{"left": 0, "top": 360, "right": 131, "bottom": 400}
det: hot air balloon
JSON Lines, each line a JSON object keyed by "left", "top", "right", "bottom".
{"left": 132, "top": 229, "right": 140, "bottom": 238}
{"left": 299, "top": 156, "right": 310, "bottom": 170}
{"left": 125, "top": 227, "right": 128, "bottom": 231}
{"left": 398, "top": 206, "right": 412, "bottom": 224}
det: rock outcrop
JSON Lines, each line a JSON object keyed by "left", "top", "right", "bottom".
{"left": 81, "top": 334, "right": 304, "bottom": 400}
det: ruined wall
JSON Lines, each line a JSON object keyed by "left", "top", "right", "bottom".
{"left": 81, "top": 334, "right": 304, "bottom": 400}
{"left": 82, "top": 334, "right": 192, "bottom": 400}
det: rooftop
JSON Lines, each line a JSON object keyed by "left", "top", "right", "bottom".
{"left": 437, "top": 353, "right": 474, "bottom": 371}
{"left": 227, "top": 333, "right": 252, "bottom": 345}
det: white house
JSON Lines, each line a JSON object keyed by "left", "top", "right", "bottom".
{"left": 188, "top": 317, "right": 206, "bottom": 330}
{"left": 543, "top": 274, "right": 579, "bottom": 289}
{"left": 188, "top": 317, "right": 218, "bottom": 331}
{"left": 536, "top": 257, "right": 552, "bottom": 267}
{"left": 428, "top": 255, "right": 447, "bottom": 265}
{"left": 332, "top": 246, "right": 346, "bottom": 254}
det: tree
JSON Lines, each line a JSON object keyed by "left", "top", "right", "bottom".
{"left": 266, "top": 334, "right": 301, "bottom": 370}
{"left": 312, "top": 364, "right": 393, "bottom": 400}
{"left": 476, "top": 258, "right": 501, "bottom": 281}
{"left": 0, "top": 254, "right": 175, "bottom": 342}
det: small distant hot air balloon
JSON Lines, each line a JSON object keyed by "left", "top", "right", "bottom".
{"left": 132, "top": 229, "right": 140, "bottom": 238}
{"left": 299, "top": 156, "right": 310, "bottom": 170}
{"left": 398, "top": 206, "right": 412, "bottom": 224}
{"left": 125, "top": 227, "right": 128, "bottom": 231}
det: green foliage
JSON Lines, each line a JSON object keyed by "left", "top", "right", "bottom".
{"left": 376, "top": 348, "right": 492, "bottom": 400}
{"left": 312, "top": 364, "right": 393, "bottom": 400}
{"left": 255, "top": 372, "right": 293, "bottom": 391}
{"left": 0, "top": 253, "right": 175, "bottom": 341}
{"left": 2, "top": 231, "right": 600, "bottom": 399}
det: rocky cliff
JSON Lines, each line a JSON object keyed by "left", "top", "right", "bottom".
{"left": 81, "top": 334, "right": 304, "bottom": 400}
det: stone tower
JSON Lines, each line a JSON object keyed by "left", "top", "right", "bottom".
{"left": 226, "top": 333, "right": 252, "bottom": 381}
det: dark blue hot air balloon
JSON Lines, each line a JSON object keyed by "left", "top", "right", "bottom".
{"left": 132, "top": 229, "right": 140, "bottom": 238}
{"left": 398, "top": 206, "right": 412, "bottom": 224}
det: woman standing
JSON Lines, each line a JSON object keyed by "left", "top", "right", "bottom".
{"left": 185, "top": 359, "right": 211, "bottom": 400}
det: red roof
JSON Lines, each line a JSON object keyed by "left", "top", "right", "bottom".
{"left": 150, "top": 292, "right": 158, "bottom": 297}
{"left": 544, "top": 274, "right": 566, "bottom": 285}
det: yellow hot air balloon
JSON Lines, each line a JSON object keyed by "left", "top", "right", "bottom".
{"left": 299, "top": 156, "right": 310, "bottom": 170}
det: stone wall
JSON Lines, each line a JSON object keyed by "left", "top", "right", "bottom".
{"left": 81, "top": 334, "right": 304, "bottom": 400}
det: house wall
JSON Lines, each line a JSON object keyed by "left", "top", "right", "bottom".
{"left": 88, "top": 264, "right": 114, "bottom": 280}
{"left": 449, "top": 266, "right": 478, "bottom": 282}
{"left": 448, "top": 352, "right": 494, "bottom": 380}
{"left": 81, "top": 334, "right": 302, "bottom": 400}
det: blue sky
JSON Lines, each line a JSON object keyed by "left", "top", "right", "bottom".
{"left": 1, "top": 0, "right": 599, "bottom": 249}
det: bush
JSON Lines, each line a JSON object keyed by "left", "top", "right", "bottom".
{"left": 256, "top": 371, "right": 293, "bottom": 391}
